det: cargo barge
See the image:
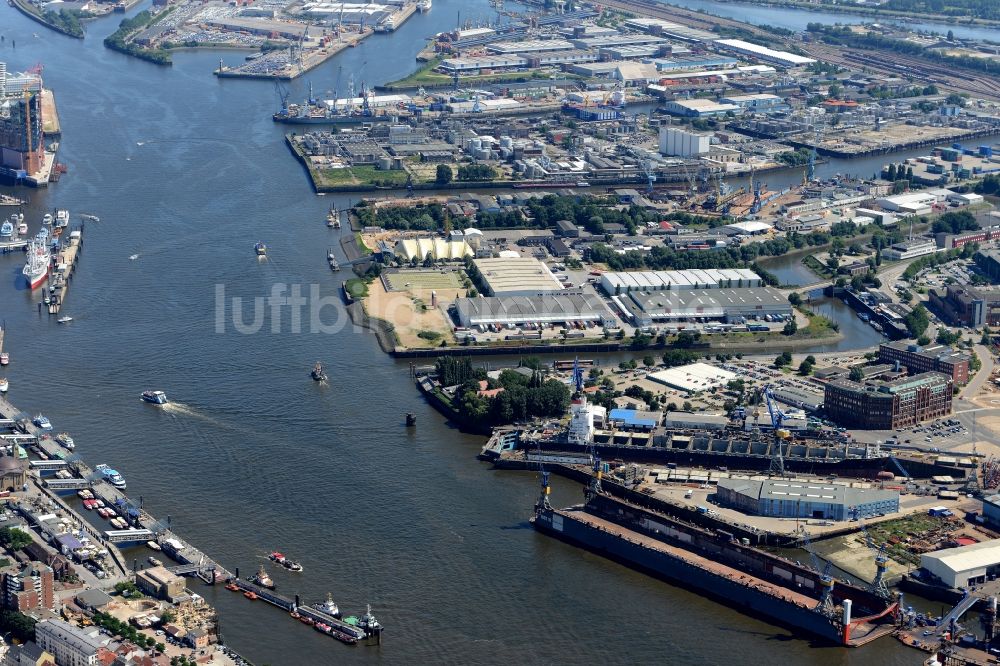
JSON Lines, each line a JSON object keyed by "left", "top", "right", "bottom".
{"left": 530, "top": 480, "right": 899, "bottom": 646}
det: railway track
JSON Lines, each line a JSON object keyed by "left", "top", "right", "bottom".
{"left": 597, "top": 0, "right": 770, "bottom": 38}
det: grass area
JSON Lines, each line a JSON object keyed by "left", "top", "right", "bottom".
{"left": 345, "top": 278, "right": 369, "bottom": 299}
{"left": 417, "top": 330, "right": 442, "bottom": 342}
{"left": 800, "top": 307, "right": 840, "bottom": 337}
{"left": 354, "top": 232, "right": 372, "bottom": 256}
{"left": 315, "top": 164, "right": 409, "bottom": 189}
{"left": 802, "top": 254, "right": 835, "bottom": 279}
{"left": 382, "top": 270, "right": 462, "bottom": 291}
{"left": 386, "top": 56, "right": 450, "bottom": 87}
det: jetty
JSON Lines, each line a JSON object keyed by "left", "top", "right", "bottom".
{"left": 47, "top": 226, "right": 82, "bottom": 315}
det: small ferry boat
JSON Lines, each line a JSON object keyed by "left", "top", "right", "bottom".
{"left": 254, "top": 241, "right": 267, "bottom": 257}
{"left": 250, "top": 564, "right": 275, "bottom": 590}
{"left": 0, "top": 221, "right": 12, "bottom": 239}
{"left": 42, "top": 213, "right": 52, "bottom": 226}
{"left": 57, "top": 316, "right": 73, "bottom": 324}
{"left": 95, "top": 464, "right": 126, "bottom": 489}
{"left": 0, "top": 353, "right": 8, "bottom": 366}
{"left": 80, "top": 214, "right": 100, "bottom": 222}
{"left": 55, "top": 210, "right": 69, "bottom": 228}
{"left": 141, "top": 390, "right": 168, "bottom": 405}
{"left": 871, "top": 321, "right": 884, "bottom": 333}
{"left": 0, "top": 378, "right": 7, "bottom": 393}
{"left": 17, "top": 221, "right": 27, "bottom": 236}
{"left": 311, "top": 362, "right": 328, "bottom": 382}
{"left": 33, "top": 414, "right": 52, "bottom": 430}
{"left": 857, "top": 312, "right": 870, "bottom": 322}
{"left": 55, "top": 432, "right": 75, "bottom": 450}
{"left": 328, "top": 248, "right": 339, "bottom": 271}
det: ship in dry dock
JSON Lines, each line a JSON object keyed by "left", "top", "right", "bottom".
{"left": 530, "top": 473, "right": 900, "bottom": 646}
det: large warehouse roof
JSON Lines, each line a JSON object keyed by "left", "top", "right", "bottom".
{"left": 717, "top": 478, "right": 898, "bottom": 505}
{"left": 474, "top": 257, "right": 564, "bottom": 296}
{"left": 455, "top": 294, "right": 609, "bottom": 326}
{"left": 395, "top": 239, "right": 472, "bottom": 261}
{"left": 600, "top": 268, "right": 760, "bottom": 294}
{"left": 627, "top": 287, "right": 789, "bottom": 319}
{"left": 647, "top": 362, "right": 736, "bottom": 392}
{"left": 713, "top": 39, "right": 816, "bottom": 66}
{"left": 921, "top": 539, "right": 1000, "bottom": 573}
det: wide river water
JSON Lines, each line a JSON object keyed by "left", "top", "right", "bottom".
{"left": 0, "top": 0, "right": 960, "bottom": 663}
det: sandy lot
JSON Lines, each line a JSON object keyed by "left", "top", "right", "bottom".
{"left": 364, "top": 278, "right": 465, "bottom": 348}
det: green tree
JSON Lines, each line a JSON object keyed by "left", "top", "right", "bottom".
{"left": 435, "top": 164, "right": 453, "bottom": 185}
{"left": 788, "top": 292, "right": 802, "bottom": 306}
{"left": 783, "top": 319, "right": 798, "bottom": 336}
{"left": 905, "top": 304, "right": 930, "bottom": 338}
{"left": 0, "top": 528, "right": 32, "bottom": 551}
{"left": 849, "top": 366, "right": 865, "bottom": 382}
{"left": 642, "top": 355, "right": 655, "bottom": 367}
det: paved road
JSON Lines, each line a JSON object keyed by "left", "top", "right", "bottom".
{"left": 963, "top": 343, "right": 995, "bottom": 399}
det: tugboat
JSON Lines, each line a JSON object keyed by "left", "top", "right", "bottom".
{"left": 254, "top": 241, "right": 267, "bottom": 257}
{"left": 141, "top": 390, "right": 168, "bottom": 405}
{"left": 249, "top": 564, "right": 275, "bottom": 590}
{"left": 327, "top": 248, "right": 339, "bottom": 271}
{"left": 355, "top": 604, "right": 382, "bottom": 638}
{"left": 316, "top": 592, "right": 340, "bottom": 618}
{"left": 311, "top": 362, "right": 328, "bottom": 382}
{"left": 268, "top": 551, "right": 303, "bottom": 572}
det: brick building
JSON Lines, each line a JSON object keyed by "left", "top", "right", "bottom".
{"left": 824, "top": 372, "right": 953, "bottom": 429}
{"left": 878, "top": 341, "right": 970, "bottom": 385}
{"left": 930, "top": 284, "right": 1000, "bottom": 327}
{"left": 2, "top": 563, "right": 54, "bottom": 613}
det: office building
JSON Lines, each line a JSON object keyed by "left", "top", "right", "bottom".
{"left": 882, "top": 239, "right": 938, "bottom": 261}
{"left": 878, "top": 341, "right": 970, "bottom": 385}
{"left": 135, "top": 565, "right": 187, "bottom": 602}
{"left": 2, "top": 563, "right": 53, "bottom": 612}
{"left": 824, "top": 372, "right": 953, "bottom": 429}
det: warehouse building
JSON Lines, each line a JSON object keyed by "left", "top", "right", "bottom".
{"left": 719, "top": 93, "right": 785, "bottom": 111}
{"left": 608, "top": 408, "right": 661, "bottom": 431}
{"left": 716, "top": 479, "right": 899, "bottom": 521}
{"left": 454, "top": 294, "right": 610, "bottom": 328}
{"left": 487, "top": 39, "right": 575, "bottom": 54}
{"left": 824, "top": 372, "right": 953, "bottom": 430}
{"left": 438, "top": 56, "right": 528, "bottom": 74}
{"left": 771, "top": 386, "right": 824, "bottom": 413}
{"left": 878, "top": 341, "right": 970, "bottom": 385}
{"left": 713, "top": 39, "right": 816, "bottom": 67}
{"left": 920, "top": 539, "right": 1000, "bottom": 589}
{"left": 660, "top": 99, "right": 741, "bottom": 117}
{"left": 662, "top": 411, "right": 729, "bottom": 430}
{"left": 394, "top": 238, "right": 473, "bottom": 262}
{"left": 620, "top": 287, "right": 790, "bottom": 327}
{"left": 599, "top": 268, "right": 761, "bottom": 295}
{"left": 647, "top": 362, "right": 737, "bottom": 393}
{"left": 473, "top": 257, "right": 564, "bottom": 297}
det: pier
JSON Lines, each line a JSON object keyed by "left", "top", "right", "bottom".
{"left": 47, "top": 225, "right": 82, "bottom": 315}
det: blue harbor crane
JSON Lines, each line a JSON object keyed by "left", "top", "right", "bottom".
{"left": 274, "top": 81, "right": 291, "bottom": 115}
{"left": 800, "top": 529, "right": 836, "bottom": 615}
{"left": 571, "top": 356, "right": 584, "bottom": 394}
{"left": 762, "top": 385, "right": 788, "bottom": 477}
{"left": 849, "top": 507, "right": 892, "bottom": 600}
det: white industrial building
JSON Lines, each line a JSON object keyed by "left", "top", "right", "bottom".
{"left": 920, "top": 539, "right": 1000, "bottom": 589}
{"left": 647, "top": 362, "right": 737, "bottom": 393}
{"left": 882, "top": 239, "right": 939, "bottom": 261}
{"left": 599, "top": 269, "right": 761, "bottom": 296}
{"left": 454, "top": 294, "right": 610, "bottom": 328}
{"left": 876, "top": 192, "right": 938, "bottom": 215}
{"left": 474, "top": 257, "right": 564, "bottom": 297}
{"left": 487, "top": 39, "right": 575, "bottom": 54}
{"left": 724, "top": 220, "right": 773, "bottom": 235}
{"left": 621, "top": 287, "right": 791, "bottom": 326}
{"left": 439, "top": 56, "right": 528, "bottom": 74}
{"left": 713, "top": 39, "right": 816, "bottom": 67}
{"left": 663, "top": 411, "right": 730, "bottom": 430}
{"left": 659, "top": 127, "right": 712, "bottom": 156}
{"left": 661, "top": 99, "right": 741, "bottom": 117}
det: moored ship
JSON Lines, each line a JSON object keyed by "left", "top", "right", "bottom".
{"left": 95, "top": 464, "right": 127, "bottom": 489}
{"left": 22, "top": 239, "right": 50, "bottom": 290}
